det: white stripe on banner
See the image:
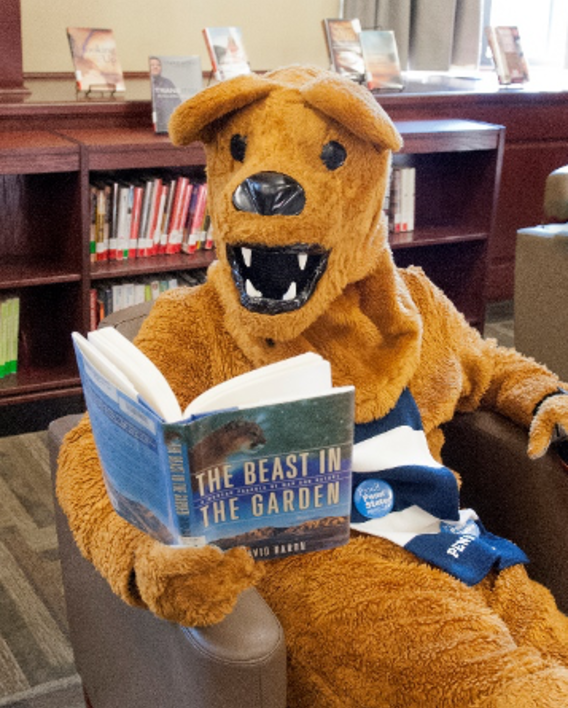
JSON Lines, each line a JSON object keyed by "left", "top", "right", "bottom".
{"left": 352, "top": 425, "right": 443, "bottom": 473}
{"left": 350, "top": 507, "right": 480, "bottom": 547}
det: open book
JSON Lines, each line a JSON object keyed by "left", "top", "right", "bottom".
{"left": 72, "top": 328, "right": 355, "bottom": 559}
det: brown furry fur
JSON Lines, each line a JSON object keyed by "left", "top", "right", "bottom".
{"left": 58, "top": 66, "right": 568, "bottom": 705}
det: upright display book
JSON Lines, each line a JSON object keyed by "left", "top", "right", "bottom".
{"left": 149, "top": 56, "right": 203, "bottom": 134}
{"left": 72, "top": 328, "right": 355, "bottom": 559}
{"left": 322, "top": 18, "right": 366, "bottom": 84}
{"left": 66, "top": 27, "right": 125, "bottom": 93}
{"left": 202, "top": 27, "right": 251, "bottom": 81}
{"left": 359, "top": 29, "right": 404, "bottom": 91}
{"left": 485, "top": 26, "right": 529, "bottom": 85}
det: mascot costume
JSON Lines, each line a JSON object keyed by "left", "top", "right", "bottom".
{"left": 58, "top": 66, "right": 568, "bottom": 706}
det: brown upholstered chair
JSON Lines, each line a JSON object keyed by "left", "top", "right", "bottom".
{"left": 514, "top": 165, "right": 568, "bottom": 381}
{"left": 50, "top": 300, "right": 568, "bottom": 707}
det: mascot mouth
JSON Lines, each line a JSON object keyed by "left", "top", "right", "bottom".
{"left": 226, "top": 243, "right": 330, "bottom": 314}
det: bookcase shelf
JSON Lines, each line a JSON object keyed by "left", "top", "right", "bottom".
{"left": 0, "top": 118, "right": 503, "bottom": 407}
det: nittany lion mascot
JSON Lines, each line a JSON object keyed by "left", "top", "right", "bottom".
{"left": 58, "top": 65, "right": 568, "bottom": 706}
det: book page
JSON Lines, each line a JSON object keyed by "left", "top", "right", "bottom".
{"left": 184, "top": 352, "right": 333, "bottom": 416}
{"left": 88, "top": 327, "right": 182, "bottom": 422}
{"left": 72, "top": 332, "right": 138, "bottom": 402}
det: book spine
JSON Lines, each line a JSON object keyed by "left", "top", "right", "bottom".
{"left": 186, "top": 183, "right": 208, "bottom": 254}
{"left": 163, "top": 433, "right": 194, "bottom": 540}
{"left": 202, "top": 28, "right": 221, "bottom": 81}
{"left": 128, "top": 184, "right": 144, "bottom": 258}
{"left": 89, "top": 185, "right": 97, "bottom": 263}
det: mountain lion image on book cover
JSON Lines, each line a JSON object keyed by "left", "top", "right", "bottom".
{"left": 58, "top": 64, "right": 568, "bottom": 707}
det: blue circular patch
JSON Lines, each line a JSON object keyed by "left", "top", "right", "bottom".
{"left": 353, "top": 479, "right": 394, "bottom": 519}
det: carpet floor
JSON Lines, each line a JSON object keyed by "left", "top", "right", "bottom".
{"left": 0, "top": 430, "right": 84, "bottom": 708}
{"left": 0, "top": 302, "right": 514, "bottom": 708}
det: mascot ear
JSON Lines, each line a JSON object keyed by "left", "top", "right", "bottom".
{"left": 300, "top": 72, "right": 403, "bottom": 152}
{"left": 169, "top": 73, "right": 274, "bottom": 146}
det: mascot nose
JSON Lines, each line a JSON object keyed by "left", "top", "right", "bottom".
{"left": 232, "top": 171, "right": 305, "bottom": 216}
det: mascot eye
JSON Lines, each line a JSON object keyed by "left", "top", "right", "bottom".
{"left": 320, "top": 141, "right": 346, "bottom": 171}
{"left": 230, "top": 134, "right": 247, "bottom": 162}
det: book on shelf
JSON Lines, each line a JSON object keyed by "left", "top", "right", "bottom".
{"left": 359, "top": 29, "right": 404, "bottom": 92}
{"left": 322, "top": 18, "right": 366, "bottom": 84}
{"left": 202, "top": 27, "right": 251, "bottom": 81}
{"left": 485, "top": 26, "right": 529, "bottom": 85}
{"left": 149, "top": 56, "right": 203, "bottom": 134}
{"left": 0, "top": 296, "right": 20, "bottom": 379}
{"left": 72, "top": 329, "right": 355, "bottom": 558}
{"left": 66, "top": 27, "right": 126, "bottom": 93}
{"left": 385, "top": 166, "right": 415, "bottom": 235}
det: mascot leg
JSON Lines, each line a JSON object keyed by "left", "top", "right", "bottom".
{"left": 481, "top": 563, "right": 568, "bottom": 667}
{"left": 258, "top": 535, "right": 568, "bottom": 708}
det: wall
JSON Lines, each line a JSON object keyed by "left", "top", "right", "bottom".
{"left": 21, "top": 0, "right": 340, "bottom": 74}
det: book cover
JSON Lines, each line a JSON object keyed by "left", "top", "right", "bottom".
{"left": 322, "top": 18, "right": 366, "bottom": 84}
{"left": 72, "top": 329, "right": 355, "bottom": 559}
{"left": 202, "top": 27, "right": 251, "bottom": 81}
{"left": 66, "top": 27, "right": 126, "bottom": 93}
{"left": 149, "top": 56, "right": 203, "bottom": 134}
{"left": 359, "top": 29, "right": 404, "bottom": 91}
{"left": 485, "top": 26, "right": 529, "bottom": 85}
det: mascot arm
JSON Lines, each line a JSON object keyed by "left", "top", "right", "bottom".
{"left": 403, "top": 268, "right": 567, "bottom": 461}
{"left": 57, "top": 289, "right": 263, "bottom": 627}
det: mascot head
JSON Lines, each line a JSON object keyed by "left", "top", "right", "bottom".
{"left": 170, "top": 65, "right": 402, "bottom": 342}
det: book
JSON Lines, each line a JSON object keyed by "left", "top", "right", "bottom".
{"left": 72, "top": 328, "right": 355, "bottom": 559}
{"left": 359, "top": 29, "right": 404, "bottom": 92}
{"left": 0, "top": 296, "right": 20, "bottom": 378}
{"left": 66, "top": 28, "right": 125, "bottom": 93}
{"left": 149, "top": 56, "right": 203, "bottom": 134}
{"left": 485, "top": 26, "right": 530, "bottom": 85}
{"left": 202, "top": 27, "right": 251, "bottom": 81}
{"left": 322, "top": 18, "right": 366, "bottom": 84}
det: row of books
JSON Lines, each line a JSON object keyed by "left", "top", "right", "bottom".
{"left": 385, "top": 166, "right": 416, "bottom": 234}
{"left": 89, "top": 270, "right": 207, "bottom": 330}
{"left": 89, "top": 175, "right": 210, "bottom": 263}
{"left": 0, "top": 296, "right": 20, "bottom": 379}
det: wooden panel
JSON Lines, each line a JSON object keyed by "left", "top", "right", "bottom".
{"left": 58, "top": 128, "right": 205, "bottom": 170}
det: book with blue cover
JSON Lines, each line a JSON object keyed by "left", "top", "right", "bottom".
{"left": 72, "top": 327, "right": 354, "bottom": 559}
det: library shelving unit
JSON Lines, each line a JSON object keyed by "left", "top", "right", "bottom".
{"left": 0, "top": 118, "right": 503, "bottom": 409}
{"left": 390, "top": 119, "right": 505, "bottom": 329}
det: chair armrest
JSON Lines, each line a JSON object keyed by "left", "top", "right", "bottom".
{"left": 49, "top": 416, "right": 287, "bottom": 708}
{"left": 442, "top": 410, "right": 568, "bottom": 614}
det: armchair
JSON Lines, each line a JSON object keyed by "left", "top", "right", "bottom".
{"left": 50, "top": 301, "right": 568, "bottom": 707}
{"left": 514, "top": 164, "right": 568, "bottom": 380}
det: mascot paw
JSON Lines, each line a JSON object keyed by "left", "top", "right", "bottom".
{"left": 528, "top": 393, "right": 568, "bottom": 459}
{"left": 134, "top": 541, "right": 264, "bottom": 626}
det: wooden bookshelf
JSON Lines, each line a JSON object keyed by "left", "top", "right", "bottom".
{"left": 390, "top": 119, "right": 504, "bottom": 328}
{"left": 0, "top": 118, "right": 503, "bottom": 407}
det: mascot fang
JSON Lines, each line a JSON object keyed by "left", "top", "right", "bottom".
{"left": 58, "top": 65, "right": 568, "bottom": 706}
